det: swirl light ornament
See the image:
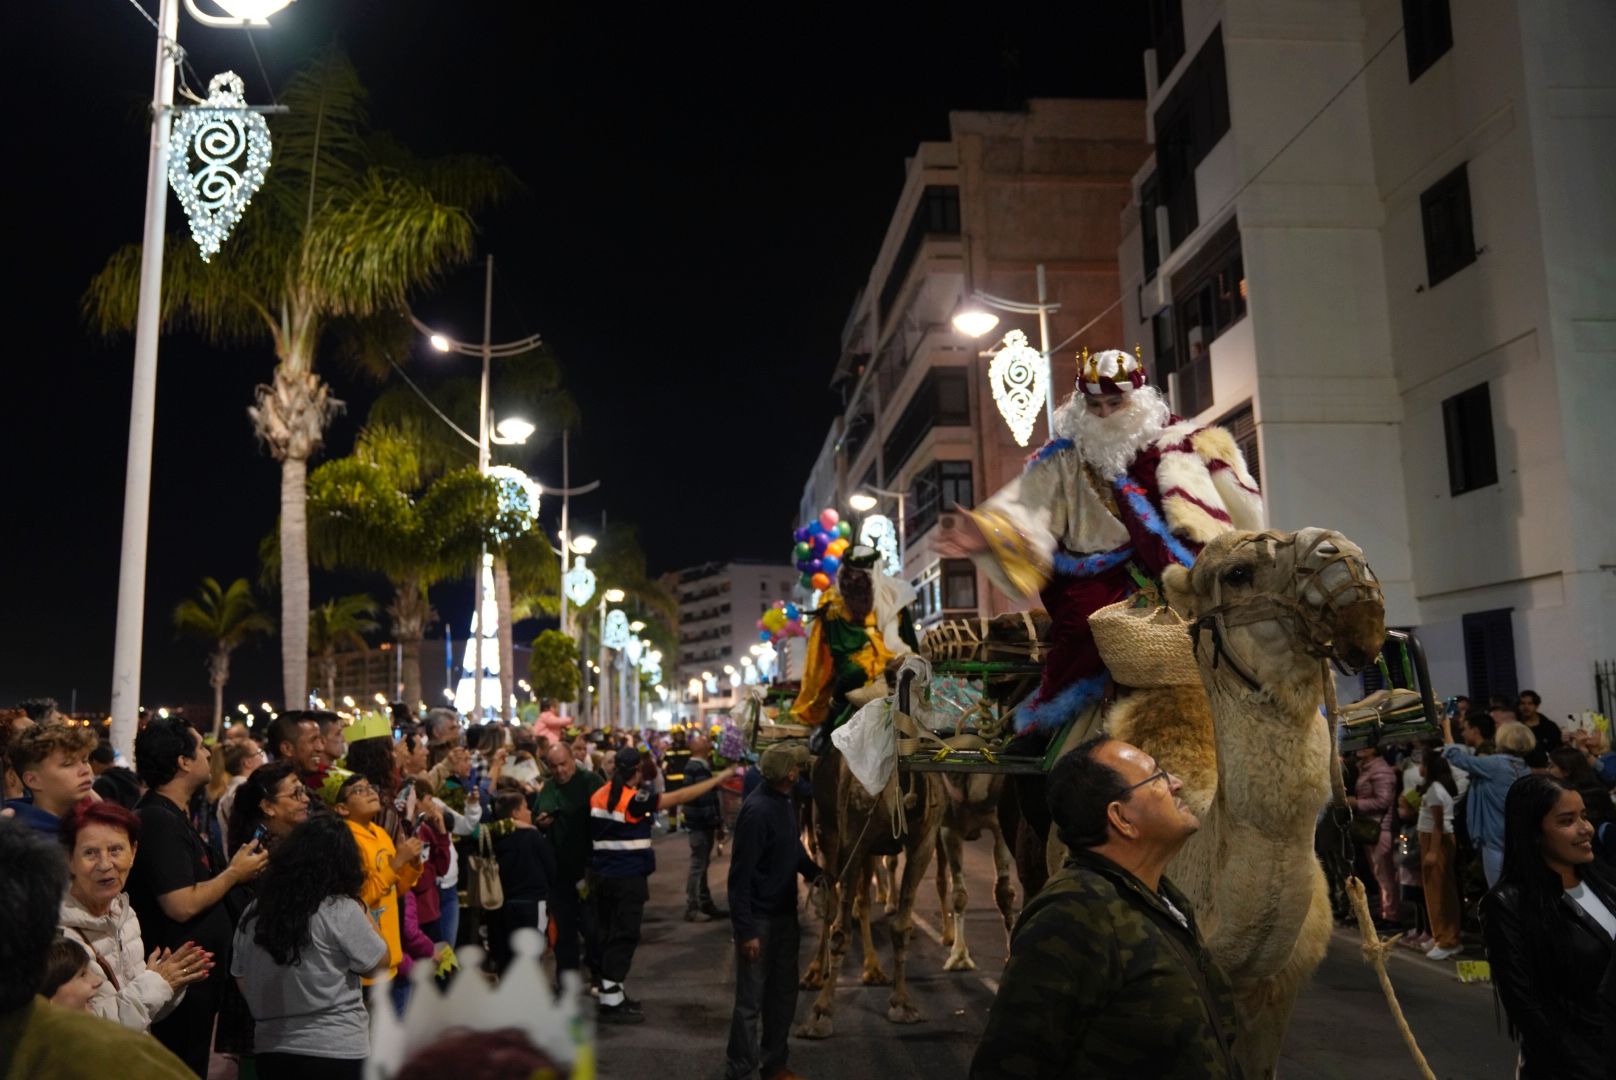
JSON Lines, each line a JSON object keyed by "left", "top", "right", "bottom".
{"left": 486, "top": 465, "right": 541, "bottom": 542}
{"left": 987, "top": 329, "right": 1048, "bottom": 447}
{"left": 858, "top": 513, "right": 901, "bottom": 578}
{"left": 603, "top": 609, "right": 631, "bottom": 650}
{"left": 167, "top": 72, "right": 272, "bottom": 262}
{"left": 563, "top": 557, "right": 597, "bottom": 608}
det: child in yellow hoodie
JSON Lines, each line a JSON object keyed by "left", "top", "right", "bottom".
{"left": 334, "top": 773, "right": 424, "bottom": 983}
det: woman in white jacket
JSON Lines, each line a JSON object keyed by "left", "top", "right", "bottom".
{"left": 57, "top": 800, "right": 212, "bottom": 1030}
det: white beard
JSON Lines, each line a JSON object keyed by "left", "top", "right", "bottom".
{"left": 1054, "top": 385, "right": 1172, "bottom": 481}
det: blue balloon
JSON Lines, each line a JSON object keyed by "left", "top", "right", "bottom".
{"left": 759, "top": 630, "right": 772, "bottom": 642}
{"left": 808, "top": 521, "right": 826, "bottom": 538}
{"left": 794, "top": 527, "right": 811, "bottom": 543}
{"left": 821, "top": 555, "right": 841, "bottom": 575}
{"left": 784, "top": 603, "right": 800, "bottom": 620}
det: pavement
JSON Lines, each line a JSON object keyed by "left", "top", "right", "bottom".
{"left": 592, "top": 824, "right": 1516, "bottom": 1079}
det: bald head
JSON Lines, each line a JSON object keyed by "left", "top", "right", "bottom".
{"left": 546, "top": 741, "right": 576, "bottom": 784}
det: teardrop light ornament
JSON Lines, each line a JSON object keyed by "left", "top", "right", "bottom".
{"left": 167, "top": 72, "right": 272, "bottom": 262}
{"left": 988, "top": 329, "right": 1047, "bottom": 447}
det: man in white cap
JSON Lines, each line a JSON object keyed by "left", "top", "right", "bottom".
{"left": 940, "top": 347, "right": 1263, "bottom": 733}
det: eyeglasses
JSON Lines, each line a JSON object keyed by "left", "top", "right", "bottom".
{"left": 344, "top": 783, "right": 376, "bottom": 797}
{"left": 279, "top": 784, "right": 310, "bottom": 802}
{"left": 1120, "top": 768, "right": 1170, "bottom": 795}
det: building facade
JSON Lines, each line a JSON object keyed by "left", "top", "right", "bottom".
{"left": 672, "top": 560, "right": 799, "bottom": 721}
{"left": 800, "top": 99, "right": 1151, "bottom": 629}
{"left": 1119, "top": 0, "right": 1616, "bottom": 705}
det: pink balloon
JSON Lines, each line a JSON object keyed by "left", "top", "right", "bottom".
{"left": 818, "top": 508, "right": 840, "bottom": 531}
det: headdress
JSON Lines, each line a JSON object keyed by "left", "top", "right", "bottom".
{"left": 1077, "top": 346, "right": 1147, "bottom": 398}
{"left": 842, "top": 545, "right": 880, "bottom": 571}
{"left": 347, "top": 710, "right": 394, "bottom": 743}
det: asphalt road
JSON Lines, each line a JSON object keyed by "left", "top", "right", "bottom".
{"left": 593, "top": 825, "right": 1516, "bottom": 1079}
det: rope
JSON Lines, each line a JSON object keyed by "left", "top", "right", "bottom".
{"left": 1344, "top": 877, "right": 1437, "bottom": 1080}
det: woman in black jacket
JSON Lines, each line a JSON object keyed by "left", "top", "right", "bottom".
{"left": 1482, "top": 774, "right": 1616, "bottom": 1079}
{"left": 488, "top": 789, "right": 556, "bottom": 974}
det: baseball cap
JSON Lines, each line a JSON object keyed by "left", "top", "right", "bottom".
{"left": 614, "top": 746, "right": 642, "bottom": 772}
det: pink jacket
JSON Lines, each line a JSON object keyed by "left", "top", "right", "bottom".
{"left": 1355, "top": 756, "right": 1399, "bottom": 832}
{"left": 397, "top": 890, "right": 437, "bottom": 979}
{"left": 411, "top": 821, "right": 452, "bottom": 925}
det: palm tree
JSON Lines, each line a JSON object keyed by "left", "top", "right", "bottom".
{"left": 84, "top": 49, "right": 514, "bottom": 708}
{"left": 308, "top": 594, "right": 381, "bottom": 708}
{"left": 306, "top": 422, "right": 496, "bottom": 710}
{"left": 173, "top": 577, "right": 274, "bottom": 737}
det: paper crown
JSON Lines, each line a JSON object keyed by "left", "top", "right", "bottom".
{"left": 367, "top": 929, "right": 593, "bottom": 1080}
{"left": 1077, "top": 346, "right": 1148, "bottom": 397}
{"left": 348, "top": 710, "right": 395, "bottom": 743}
{"left": 841, "top": 545, "right": 880, "bottom": 571}
{"left": 319, "top": 765, "right": 355, "bottom": 807}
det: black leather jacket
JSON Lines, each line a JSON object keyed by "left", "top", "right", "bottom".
{"left": 1482, "top": 863, "right": 1616, "bottom": 1079}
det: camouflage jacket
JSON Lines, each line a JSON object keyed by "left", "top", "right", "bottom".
{"left": 970, "top": 849, "right": 1243, "bottom": 1079}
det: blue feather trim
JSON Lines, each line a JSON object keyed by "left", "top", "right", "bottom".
{"left": 1023, "top": 438, "right": 1075, "bottom": 474}
{"left": 1052, "top": 547, "right": 1133, "bottom": 579}
{"left": 1014, "top": 673, "right": 1109, "bottom": 734}
{"left": 1115, "top": 478, "right": 1198, "bottom": 567}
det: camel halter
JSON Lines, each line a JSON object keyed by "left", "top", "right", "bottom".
{"left": 1189, "top": 530, "right": 1383, "bottom": 692}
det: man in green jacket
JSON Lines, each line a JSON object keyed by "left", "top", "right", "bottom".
{"left": 537, "top": 741, "right": 605, "bottom": 979}
{"left": 971, "top": 735, "right": 1243, "bottom": 1079}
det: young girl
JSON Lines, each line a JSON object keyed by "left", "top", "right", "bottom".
{"left": 39, "top": 937, "right": 102, "bottom": 1012}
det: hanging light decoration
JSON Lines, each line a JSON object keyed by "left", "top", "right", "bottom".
{"left": 563, "top": 556, "right": 597, "bottom": 607}
{"left": 987, "top": 329, "right": 1048, "bottom": 447}
{"left": 167, "top": 72, "right": 272, "bottom": 262}
{"left": 602, "top": 609, "right": 631, "bottom": 650}
{"left": 858, "top": 514, "right": 901, "bottom": 577}
{"left": 486, "top": 465, "right": 541, "bottom": 542}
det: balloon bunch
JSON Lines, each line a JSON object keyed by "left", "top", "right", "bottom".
{"left": 756, "top": 600, "right": 805, "bottom": 643}
{"left": 791, "top": 507, "right": 852, "bottom": 591}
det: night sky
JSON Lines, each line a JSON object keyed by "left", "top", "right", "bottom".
{"left": 7, "top": 1, "right": 1147, "bottom": 710}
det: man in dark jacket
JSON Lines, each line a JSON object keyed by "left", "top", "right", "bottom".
{"left": 683, "top": 733, "right": 727, "bottom": 922}
{"left": 724, "top": 741, "right": 821, "bottom": 1080}
{"left": 536, "top": 741, "right": 604, "bottom": 978}
{"left": 970, "top": 735, "right": 1242, "bottom": 1079}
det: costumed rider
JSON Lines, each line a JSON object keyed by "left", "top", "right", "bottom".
{"left": 940, "top": 346, "right": 1263, "bottom": 736}
{"left": 790, "top": 545, "right": 920, "bottom": 755}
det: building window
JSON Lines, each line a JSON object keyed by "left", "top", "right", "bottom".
{"left": 1420, "top": 163, "right": 1476, "bottom": 288}
{"left": 1441, "top": 382, "right": 1497, "bottom": 496}
{"left": 881, "top": 367, "right": 971, "bottom": 475}
{"left": 1148, "top": 0, "right": 1186, "bottom": 80}
{"left": 878, "top": 186, "right": 961, "bottom": 324}
{"left": 908, "top": 460, "right": 973, "bottom": 540}
{"left": 1215, "top": 401, "right": 1260, "bottom": 490}
{"left": 1140, "top": 172, "right": 1162, "bottom": 282}
{"left": 941, "top": 560, "right": 978, "bottom": 611}
{"left": 1153, "top": 25, "right": 1228, "bottom": 251}
{"left": 1402, "top": 0, "right": 1453, "bottom": 82}
{"left": 1462, "top": 608, "right": 1516, "bottom": 705}
{"left": 1162, "top": 221, "right": 1243, "bottom": 417}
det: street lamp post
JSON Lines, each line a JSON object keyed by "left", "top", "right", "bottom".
{"left": 110, "top": 0, "right": 294, "bottom": 760}
{"left": 595, "top": 587, "right": 625, "bottom": 728}
{"left": 952, "top": 263, "right": 1062, "bottom": 439}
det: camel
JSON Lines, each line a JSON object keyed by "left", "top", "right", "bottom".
{"left": 1102, "top": 527, "right": 1385, "bottom": 1079}
{"left": 795, "top": 673, "right": 947, "bottom": 1037}
{"left": 934, "top": 771, "right": 1016, "bottom": 971}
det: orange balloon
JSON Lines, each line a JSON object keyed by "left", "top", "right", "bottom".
{"left": 811, "top": 572, "right": 831, "bottom": 591}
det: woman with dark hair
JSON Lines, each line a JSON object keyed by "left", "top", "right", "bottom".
{"left": 57, "top": 800, "right": 211, "bottom": 1030}
{"left": 225, "top": 760, "right": 312, "bottom": 859}
{"left": 1345, "top": 743, "right": 1400, "bottom": 926}
{"left": 213, "top": 739, "right": 265, "bottom": 851}
{"left": 231, "top": 815, "right": 388, "bottom": 1080}
{"left": 346, "top": 735, "right": 414, "bottom": 843}
{"left": 1416, "top": 749, "right": 1463, "bottom": 960}
{"left": 1483, "top": 774, "right": 1616, "bottom": 1078}
{"left": 488, "top": 789, "right": 556, "bottom": 973}
{"left": 1548, "top": 747, "right": 1616, "bottom": 829}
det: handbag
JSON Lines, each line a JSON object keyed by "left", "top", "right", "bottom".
{"left": 464, "top": 827, "right": 504, "bottom": 911}
{"left": 1349, "top": 813, "right": 1384, "bottom": 846}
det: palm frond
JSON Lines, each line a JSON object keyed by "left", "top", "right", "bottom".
{"left": 308, "top": 593, "right": 381, "bottom": 655}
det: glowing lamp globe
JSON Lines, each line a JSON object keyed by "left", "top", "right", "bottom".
{"left": 951, "top": 308, "right": 1000, "bottom": 338}
{"left": 569, "top": 534, "right": 598, "bottom": 556}
{"left": 495, "top": 417, "right": 535, "bottom": 444}
{"left": 848, "top": 493, "right": 878, "bottom": 512}
{"left": 429, "top": 333, "right": 452, "bottom": 352}
{"left": 185, "top": 0, "right": 295, "bottom": 27}
{"left": 604, "top": 588, "right": 627, "bottom": 604}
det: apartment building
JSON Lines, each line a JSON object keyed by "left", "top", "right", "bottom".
{"left": 672, "top": 560, "right": 798, "bottom": 720}
{"left": 800, "top": 99, "right": 1150, "bottom": 629}
{"left": 1120, "top": 0, "right": 1616, "bottom": 704}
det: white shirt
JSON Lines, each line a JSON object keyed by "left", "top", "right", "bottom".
{"left": 1566, "top": 881, "right": 1616, "bottom": 939}
{"left": 1416, "top": 783, "right": 1456, "bottom": 834}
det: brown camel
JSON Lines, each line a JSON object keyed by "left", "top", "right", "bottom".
{"left": 934, "top": 771, "right": 1016, "bottom": 971}
{"left": 1104, "top": 527, "right": 1385, "bottom": 1079}
{"left": 795, "top": 706, "right": 947, "bottom": 1037}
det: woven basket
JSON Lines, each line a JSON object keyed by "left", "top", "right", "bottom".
{"left": 1089, "top": 598, "right": 1201, "bottom": 688}
{"left": 921, "top": 611, "right": 1052, "bottom": 664}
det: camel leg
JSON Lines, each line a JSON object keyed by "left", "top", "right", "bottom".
{"left": 799, "top": 880, "right": 834, "bottom": 991}
{"left": 887, "top": 822, "right": 937, "bottom": 1024}
{"left": 1234, "top": 871, "right": 1334, "bottom": 1079}
{"left": 942, "top": 826, "right": 975, "bottom": 971}
{"left": 857, "top": 862, "right": 891, "bottom": 986}
{"left": 935, "top": 830, "right": 955, "bottom": 948}
{"left": 882, "top": 854, "right": 899, "bottom": 916}
{"left": 990, "top": 818, "right": 1017, "bottom": 946}
{"left": 795, "top": 863, "right": 859, "bottom": 1040}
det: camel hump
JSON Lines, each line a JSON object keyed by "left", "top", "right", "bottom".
{"left": 1105, "top": 683, "right": 1218, "bottom": 817}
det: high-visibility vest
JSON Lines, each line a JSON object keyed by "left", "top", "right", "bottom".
{"left": 590, "top": 781, "right": 656, "bottom": 877}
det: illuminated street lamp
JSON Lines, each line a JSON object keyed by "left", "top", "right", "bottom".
{"left": 952, "top": 263, "right": 1061, "bottom": 441}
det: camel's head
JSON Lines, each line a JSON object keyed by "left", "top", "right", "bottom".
{"left": 1162, "top": 527, "right": 1385, "bottom": 688}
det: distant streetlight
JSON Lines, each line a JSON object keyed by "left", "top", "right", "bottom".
{"left": 629, "top": 620, "right": 646, "bottom": 633}
{"left": 604, "top": 588, "right": 626, "bottom": 604}
{"left": 950, "top": 308, "right": 1001, "bottom": 338}
{"left": 428, "top": 333, "right": 451, "bottom": 352}
{"left": 493, "top": 416, "right": 535, "bottom": 445}
{"left": 570, "top": 534, "right": 599, "bottom": 556}
{"left": 848, "top": 493, "right": 878, "bottom": 513}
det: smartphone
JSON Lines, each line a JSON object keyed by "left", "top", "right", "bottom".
{"left": 251, "top": 823, "right": 269, "bottom": 847}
